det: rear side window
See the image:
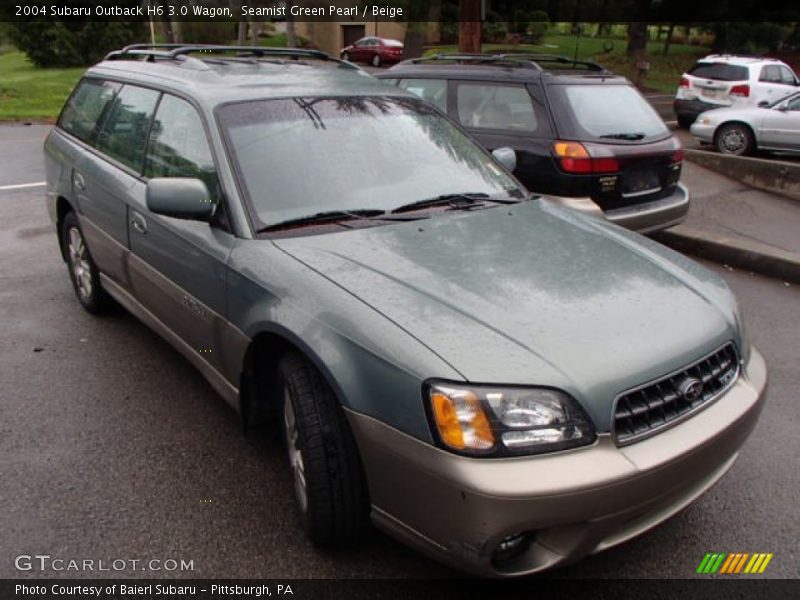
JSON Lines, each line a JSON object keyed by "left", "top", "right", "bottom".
{"left": 688, "top": 62, "right": 749, "bottom": 82}
{"left": 145, "top": 94, "right": 218, "bottom": 201}
{"left": 779, "top": 66, "right": 797, "bottom": 85}
{"left": 398, "top": 79, "right": 447, "bottom": 112}
{"left": 95, "top": 85, "right": 160, "bottom": 172}
{"left": 549, "top": 84, "right": 669, "bottom": 142}
{"left": 760, "top": 65, "right": 782, "bottom": 83}
{"left": 58, "top": 79, "right": 121, "bottom": 143}
{"left": 455, "top": 83, "right": 538, "bottom": 133}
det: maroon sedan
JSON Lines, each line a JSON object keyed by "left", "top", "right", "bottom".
{"left": 340, "top": 37, "right": 404, "bottom": 67}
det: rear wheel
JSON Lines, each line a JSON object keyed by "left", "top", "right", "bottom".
{"left": 371, "top": 54, "right": 381, "bottom": 67}
{"left": 61, "top": 211, "right": 113, "bottom": 314}
{"left": 715, "top": 123, "right": 754, "bottom": 156}
{"left": 341, "top": 52, "right": 350, "bottom": 61}
{"left": 278, "top": 352, "right": 368, "bottom": 545}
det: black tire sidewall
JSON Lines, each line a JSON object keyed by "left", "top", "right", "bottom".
{"left": 61, "top": 211, "right": 110, "bottom": 314}
{"left": 277, "top": 353, "right": 368, "bottom": 545}
{"left": 716, "top": 124, "right": 753, "bottom": 156}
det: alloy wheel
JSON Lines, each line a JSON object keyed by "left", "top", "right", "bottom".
{"left": 283, "top": 386, "right": 308, "bottom": 513}
{"left": 67, "top": 227, "right": 93, "bottom": 300}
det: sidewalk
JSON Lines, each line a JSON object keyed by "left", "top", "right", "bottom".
{"left": 655, "top": 162, "right": 800, "bottom": 283}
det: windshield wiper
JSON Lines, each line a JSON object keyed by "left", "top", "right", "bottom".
{"left": 391, "top": 192, "right": 519, "bottom": 215}
{"left": 599, "top": 132, "right": 646, "bottom": 140}
{"left": 257, "top": 209, "right": 422, "bottom": 234}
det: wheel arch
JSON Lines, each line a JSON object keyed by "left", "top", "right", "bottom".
{"left": 55, "top": 195, "right": 76, "bottom": 261}
{"left": 238, "top": 324, "right": 352, "bottom": 433}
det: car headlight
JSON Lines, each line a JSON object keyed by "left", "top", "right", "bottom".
{"left": 698, "top": 116, "right": 714, "bottom": 125}
{"left": 424, "top": 381, "right": 596, "bottom": 456}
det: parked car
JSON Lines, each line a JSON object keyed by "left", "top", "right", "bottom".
{"left": 376, "top": 53, "right": 688, "bottom": 234}
{"left": 690, "top": 91, "right": 800, "bottom": 155}
{"left": 675, "top": 54, "right": 800, "bottom": 128}
{"left": 46, "top": 44, "right": 766, "bottom": 577}
{"left": 340, "top": 36, "right": 403, "bottom": 67}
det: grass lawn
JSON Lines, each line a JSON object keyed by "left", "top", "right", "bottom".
{"left": 424, "top": 33, "right": 710, "bottom": 93}
{"left": 0, "top": 50, "right": 83, "bottom": 121}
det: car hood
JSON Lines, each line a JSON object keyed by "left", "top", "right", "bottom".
{"left": 274, "top": 199, "right": 738, "bottom": 431}
{"left": 701, "top": 105, "right": 767, "bottom": 124}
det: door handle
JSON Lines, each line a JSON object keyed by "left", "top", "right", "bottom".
{"left": 130, "top": 211, "right": 147, "bottom": 235}
{"left": 73, "top": 171, "right": 86, "bottom": 191}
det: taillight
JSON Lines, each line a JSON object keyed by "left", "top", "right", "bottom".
{"left": 672, "top": 148, "right": 684, "bottom": 163}
{"left": 679, "top": 76, "right": 691, "bottom": 88}
{"left": 553, "top": 141, "right": 619, "bottom": 174}
{"left": 730, "top": 84, "right": 750, "bottom": 97}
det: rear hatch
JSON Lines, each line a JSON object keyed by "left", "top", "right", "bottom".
{"left": 677, "top": 61, "right": 751, "bottom": 108}
{"left": 546, "top": 80, "right": 683, "bottom": 210}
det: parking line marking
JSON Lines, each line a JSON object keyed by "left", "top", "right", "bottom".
{"left": 0, "top": 181, "right": 46, "bottom": 191}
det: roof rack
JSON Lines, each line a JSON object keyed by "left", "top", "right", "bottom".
{"left": 404, "top": 52, "right": 609, "bottom": 73}
{"left": 105, "top": 44, "right": 360, "bottom": 70}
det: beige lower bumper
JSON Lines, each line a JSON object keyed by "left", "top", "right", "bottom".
{"left": 345, "top": 347, "right": 767, "bottom": 577}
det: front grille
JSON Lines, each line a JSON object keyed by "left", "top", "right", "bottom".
{"left": 613, "top": 343, "right": 740, "bottom": 446}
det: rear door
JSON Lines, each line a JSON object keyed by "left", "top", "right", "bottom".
{"left": 127, "top": 92, "right": 235, "bottom": 375}
{"left": 449, "top": 80, "right": 554, "bottom": 192}
{"left": 64, "top": 81, "right": 155, "bottom": 289}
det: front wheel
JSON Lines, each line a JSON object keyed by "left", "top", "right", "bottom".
{"left": 341, "top": 52, "right": 350, "bottom": 62}
{"left": 279, "top": 352, "right": 369, "bottom": 545}
{"left": 715, "top": 123, "right": 754, "bottom": 156}
{"left": 62, "top": 211, "right": 113, "bottom": 314}
{"left": 371, "top": 54, "right": 381, "bottom": 67}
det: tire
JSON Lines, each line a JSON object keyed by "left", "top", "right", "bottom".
{"left": 61, "top": 211, "right": 114, "bottom": 314}
{"left": 371, "top": 54, "right": 381, "bottom": 68}
{"left": 341, "top": 52, "right": 350, "bottom": 62}
{"left": 676, "top": 114, "right": 694, "bottom": 129}
{"left": 278, "top": 352, "right": 369, "bottom": 545}
{"left": 715, "top": 123, "right": 755, "bottom": 156}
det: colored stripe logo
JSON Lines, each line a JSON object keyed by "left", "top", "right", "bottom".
{"left": 697, "top": 552, "right": 773, "bottom": 574}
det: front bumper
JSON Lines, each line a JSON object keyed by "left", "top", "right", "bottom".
{"left": 690, "top": 121, "right": 717, "bottom": 145}
{"left": 346, "top": 347, "right": 767, "bottom": 577}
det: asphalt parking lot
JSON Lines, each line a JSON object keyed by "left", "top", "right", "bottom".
{"left": 1, "top": 123, "right": 798, "bottom": 579}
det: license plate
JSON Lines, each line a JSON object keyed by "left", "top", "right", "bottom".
{"left": 622, "top": 170, "right": 661, "bottom": 197}
{"left": 700, "top": 87, "right": 722, "bottom": 100}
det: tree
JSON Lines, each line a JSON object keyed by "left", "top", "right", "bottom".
{"left": 459, "top": 0, "right": 482, "bottom": 53}
{"left": 7, "top": 20, "right": 144, "bottom": 67}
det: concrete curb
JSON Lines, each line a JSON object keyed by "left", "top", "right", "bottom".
{"left": 655, "top": 225, "right": 800, "bottom": 284}
{"left": 684, "top": 149, "right": 800, "bottom": 202}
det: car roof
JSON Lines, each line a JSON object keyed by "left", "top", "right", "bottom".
{"left": 376, "top": 53, "right": 629, "bottom": 85}
{"left": 697, "top": 54, "right": 788, "bottom": 67}
{"left": 85, "top": 45, "right": 407, "bottom": 107}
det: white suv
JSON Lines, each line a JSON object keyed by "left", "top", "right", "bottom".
{"left": 674, "top": 55, "right": 799, "bottom": 127}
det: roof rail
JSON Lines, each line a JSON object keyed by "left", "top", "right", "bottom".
{"left": 105, "top": 44, "right": 360, "bottom": 70}
{"left": 404, "top": 52, "right": 609, "bottom": 73}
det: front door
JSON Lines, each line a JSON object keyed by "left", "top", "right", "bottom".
{"left": 760, "top": 95, "right": 800, "bottom": 149}
{"left": 126, "top": 93, "right": 234, "bottom": 374}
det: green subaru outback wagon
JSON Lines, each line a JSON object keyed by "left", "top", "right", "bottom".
{"left": 45, "top": 45, "right": 767, "bottom": 577}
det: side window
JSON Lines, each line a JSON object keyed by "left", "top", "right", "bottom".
{"left": 398, "top": 78, "right": 447, "bottom": 112}
{"left": 760, "top": 65, "right": 781, "bottom": 83}
{"left": 786, "top": 96, "right": 800, "bottom": 111}
{"left": 456, "top": 82, "right": 538, "bottom": 133}
{"left": 58, "top": 79, "right": 121, "bottom": 144}
{"left": 779, "top": 66, "right": 797, "bottom": 85}
{"left": 95, "top": 85, "right": 160, "bottom": 172}
{"left": 144, "top": 94, "right": 218, "bottom": 202}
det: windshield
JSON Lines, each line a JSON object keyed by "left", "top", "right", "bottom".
{"left": 218, "top": 96, "right": 521, "bottom": 230}
{"left": 549, "top": 84, "right": 670, "bottom": 142}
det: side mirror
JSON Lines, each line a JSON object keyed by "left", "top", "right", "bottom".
{"left": 146, "top": 178, "right": 214, "bottom": 221}
{"left": 777, "top": 103, "right": 789, "bottom": 112}
{"left": 492, "top": 146, "right": 517, "bottom": 172}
